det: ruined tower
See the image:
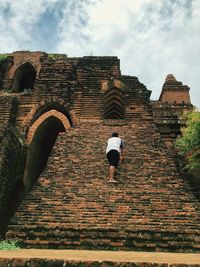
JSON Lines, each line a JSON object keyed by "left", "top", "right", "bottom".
{"left": 159, "top": 74, "right": 191, "bottom": 104}
{"left": 0, "top": 51, "right": 199, "bottom": 252}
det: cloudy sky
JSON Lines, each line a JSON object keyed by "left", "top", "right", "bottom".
{"left": 0, "top": 0, "right": 199, "bottom": 107}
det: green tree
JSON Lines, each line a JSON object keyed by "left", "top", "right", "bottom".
{"left": 0, "top": 54, "right": 7, "bottom": 62}
{"left": 175, "top": 109, "right": 200, "bottom": 170}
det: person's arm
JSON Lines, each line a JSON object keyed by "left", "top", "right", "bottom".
{"left": 120, "top": 148, "right": 125, "bottom": 161}
{"left": 120, "top": 140, "right": 125, "bottom": 161}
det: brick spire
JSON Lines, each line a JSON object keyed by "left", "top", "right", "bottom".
{"left": 159, "top": 74, "right": 191, "bottom": 104}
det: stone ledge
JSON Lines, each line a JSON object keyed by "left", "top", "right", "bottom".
{"left": 0, "top": 249, "right": 200, "bottom": 266}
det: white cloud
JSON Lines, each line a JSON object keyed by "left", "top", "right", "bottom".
{"left": 0, "top": 0, "right": 199, "bottom": 107}
{"left": 0, "top": 0, "right": 60, "bottom": 51}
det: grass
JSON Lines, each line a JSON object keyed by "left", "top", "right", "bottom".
{"left": 1, "top": 88, "right": 12, "bottom": 94}
{"left": 21, "top": 87, "right": 32, "bottom": 94}
{"left": 48, "top": 53, "right": 68, "bottom": 60}
{"left": 0, "top": 239, "right": 20, "bottom": 250}
{"left": 1, "top": 87, "right": 32, "bottom": 94}
{"left": 48, "top": 53, "right": 56, "bottom": 60}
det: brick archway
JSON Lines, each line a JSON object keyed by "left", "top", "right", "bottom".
{"left": 21, "top": 100, "right": 78, "bottom": 131}
{"left": 27, "top": 109, "right": 71, "bottom": 144}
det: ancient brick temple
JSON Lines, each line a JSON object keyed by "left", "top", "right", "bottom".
{"left": 0, "top": 51, "right": 199, "bottom": 252}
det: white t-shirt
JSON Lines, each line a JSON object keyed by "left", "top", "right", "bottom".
{"left": 106, "top": 137, "right": 124, "bottom": 154}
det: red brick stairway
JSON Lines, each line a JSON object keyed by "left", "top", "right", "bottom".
{"left": 6, "top": 121, "right": 200, "bottom": 252}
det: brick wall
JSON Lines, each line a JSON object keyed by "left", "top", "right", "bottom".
{"left": 1, "top": 52, "right": 153, "bottom": 129}
{"left": 152, "top": 101, "right": 193, "bottom": 145}
{"left": 0, "top": 58, "right": 9, "bottom": 88}
{"left": 0, "top": 95, "right": 25, "bottom": 237}
{"left": 2, "top": 51, "right": 44, "bottom": 90}
{"left": 0, "top": 126, "right": 25, "bottom": 237}
{"left": 160, "top": 90, "right": 191, "bottom": 104}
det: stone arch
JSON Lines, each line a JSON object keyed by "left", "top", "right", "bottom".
{"left": 31, "top": 101, "right": 73, "bottom": 126}
{"left": 22, "top": 100, "right": 78, "bottom": 131}
{"left": 24, "top": 110, "right": 71, "bottom": 193}
{"left": 27, "top": 109, "right": 71, "bottom": 144}
{"left": 12, "top": 62, "right": 36, "bottom": 92}
{"left": 104, "top": 87, "right": 125, "bottom": 119}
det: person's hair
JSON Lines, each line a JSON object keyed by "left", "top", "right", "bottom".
{"left": 112, "top": 132, "right": 118, "bottom": 137}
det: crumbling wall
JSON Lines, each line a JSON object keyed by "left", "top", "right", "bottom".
{"left": 0, "top": 56, "right": 9, "bottom": 89}
{"left": 152, "top": 74, "right": 193, "bottom": 148}
{"left": 0, "top": 126, "right": 25, "bottom": 237}
{"left": 0, "top": 96, "right": 25, "bottom": 238}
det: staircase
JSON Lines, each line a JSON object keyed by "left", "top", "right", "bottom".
{"left": 7, "top": 121, "right": 200, "bottom": 252}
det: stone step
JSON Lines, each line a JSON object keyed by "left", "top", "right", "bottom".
{"left": 1, "top": 249, "right": 200, "bottom": 266}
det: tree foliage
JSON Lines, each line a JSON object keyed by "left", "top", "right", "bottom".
{"left": 175, "top": 109, "right": 200, "bottom": 170}
{"left": 0, "top": 54, "right": 7, "bottom": 62}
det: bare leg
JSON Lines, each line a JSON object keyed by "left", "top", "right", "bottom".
{"left": 108, "top": 165, "right": 118, "bottom": 182}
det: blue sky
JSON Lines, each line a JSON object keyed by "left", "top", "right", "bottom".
{"left": 0, "top": 0, "right": 199, "bottom": 107}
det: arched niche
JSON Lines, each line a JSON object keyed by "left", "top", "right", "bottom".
{"left": 23, "top": 115, "right": 67, "bottom": 193}
{"left": 104, "top": 87, "right": 125, "bottom": 119}
{"left": 12, "top": 62, "right": 36, "bottom": 92}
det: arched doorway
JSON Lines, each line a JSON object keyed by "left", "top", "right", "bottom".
{"left": 104, "top": 87, "right": 125, "bottom": 119}
{"left": 24, "top": 114, "right": 68, "bottom": 193}
{"left": 12, "top": 62, "right": 36, "bottom": 92}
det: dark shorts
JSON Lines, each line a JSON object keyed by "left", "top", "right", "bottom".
{"left": 107, "top": 150, "right": 120, "bottom": 168}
